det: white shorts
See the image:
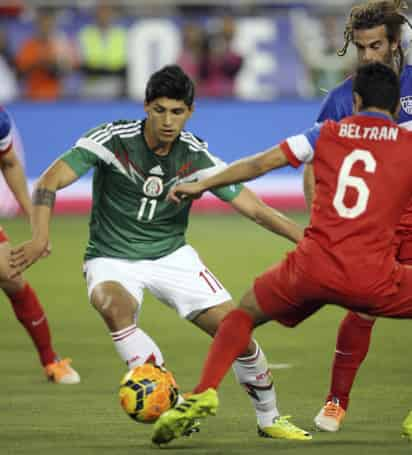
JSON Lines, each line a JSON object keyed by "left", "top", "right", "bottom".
{"left": 83, "top": 245, "right": 232, "bottom": 320}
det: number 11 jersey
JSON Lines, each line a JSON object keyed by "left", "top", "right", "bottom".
{"left": 61, "top": 120, "right": 242, "bottom": 261}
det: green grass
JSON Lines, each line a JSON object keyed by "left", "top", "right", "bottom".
{"left": 1, "top": 214, "right": 411, "bottom": 454}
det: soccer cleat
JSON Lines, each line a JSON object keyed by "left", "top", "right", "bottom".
{"left": 314, "top": 398, "right": 346, "bottom": 432}
{"left": 258, "top": 416, "right": 312, "bottom": 441}
{"left": 44, "top": 358, "right": 80, "bottom": 384}
{"left": 152, "top": 388, "right": 218, "bottom": 445}
{"left": 401, "top": 410, "right": 412, "bottom": 441}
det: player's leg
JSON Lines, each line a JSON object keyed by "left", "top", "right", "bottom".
{"left": 0, "top": 230, "right": 79, "bottom": 384}
{"left": 396, "top": 245, "right": 412, "bottom": 441}
{"left": 192, "top": 301, "right": 279, "bottom": 427}
{"left": 152, "top": 254, "right": 316, "bottom": 444}
{"left": 152, "top": 289, "right": 267, "bottom": 445}
{"left": 365, "top": 263, "right": 412, "bottom": 441}
{"left": 315, "top": 237, "right": 412, "bottom": 431}
{"left": 314, "top": 311, "right": 376, "bottom": 432}
{"left": 145, "top": 245, "right": 283, "bottom": 432}
{"left": 85, "top": 257, "right": 164, "bottom": 368}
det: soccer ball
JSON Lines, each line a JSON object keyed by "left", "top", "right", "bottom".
{"left": 119, "top": 363, "right": 179, "bottom": 423}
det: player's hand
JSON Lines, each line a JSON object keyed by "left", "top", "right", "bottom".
{"left": 41, "top": 241, "right": 52, "bottom": 258}
{"left": 167, "top": 182, "right": 205, "bottom": 204}
{"left": 8, "top": 239, "right": 48, "bottom": 278}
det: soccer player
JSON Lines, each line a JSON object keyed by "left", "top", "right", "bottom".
{"left": 9, "top": 65, "right": 309, "bottom": 440}
{"left": 0, "top": 108, "right": 80, "bottom": 384}
{"left": 303, "top": 0, "right": 412, "bottom": 432}
{"left": 152, "top": 62, "right": 412, "bottom": 445}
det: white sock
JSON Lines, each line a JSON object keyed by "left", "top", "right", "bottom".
{"left": 233, "top": 340, "right": 279, "bottom": 428}
{"left": 111, "top": 325, "right": 164, "bottom": 369}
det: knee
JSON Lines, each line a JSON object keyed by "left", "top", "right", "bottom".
{"left": 238, "top": 288, "right": 267, "bottom": 325}
{"left": 0, "top": 275, "right": 25, "bottom": 297}
{"left": 90, "top": 283, "right": 136, "bottom": 326}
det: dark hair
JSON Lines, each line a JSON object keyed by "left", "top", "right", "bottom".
{"left": 338, "top": 0, "right": 412, "bottom": 70}
{"left": 145, "top": 65, "right": 195, "bottom": 106}
{"left": 353, "top": 62, "right": 400, "bottom": 114}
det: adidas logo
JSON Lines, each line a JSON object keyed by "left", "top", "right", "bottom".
{"left": 149, "top": 165, "right": 164, "bottom": 176}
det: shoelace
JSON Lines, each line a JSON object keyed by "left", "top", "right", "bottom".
{"left": 50, "top": 358, "right": 73, "bottom": 374}
{"left": 276, "top": 416, "right": 306, "bottom": 433}
{"left": 323, "top": 402, "right": 341, "bottom": 417}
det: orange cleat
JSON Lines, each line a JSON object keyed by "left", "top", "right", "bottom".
{"left": 44, "top": 358, "right": 80, "bottom": 385}
{"left": 314, "top": 398, "right": 346, "bottom": 432}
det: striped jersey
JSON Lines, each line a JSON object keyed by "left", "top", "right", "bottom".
{"left": 61, "top": 119, "right": 242, "bottom": 260}
{"left": 317, "top": 64, "right": 412, "bottom": 238}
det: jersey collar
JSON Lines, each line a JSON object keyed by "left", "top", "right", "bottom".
{"left": 358, "top": 111, "right": 393, "bottom": 121}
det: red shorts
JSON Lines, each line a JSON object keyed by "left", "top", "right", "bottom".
{"left": 254, "top": 252, "right": 412, "bottom": 328}
{"left": 0, "top": 226, "right": 8, "bottom": 243}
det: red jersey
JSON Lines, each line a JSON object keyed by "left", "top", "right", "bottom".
{"left": 281, "top": 112, "right": 412, "bottom": 297}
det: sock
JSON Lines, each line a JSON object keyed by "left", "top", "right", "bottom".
{"left": 111, "top": 325, "right": 164, "bottom": 369}
{"left": 9, "top": 283, "right": 56, "bottom": 367}
{"left": 233, "top": 341, "right": 279, "bottom": 428}
{"left": 327, "top": 312, "right": 376, "bottom": 410}
{"left": 194, "top": 309, "right": 254, "bottom": 393}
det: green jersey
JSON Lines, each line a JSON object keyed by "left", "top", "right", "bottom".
{"left": 61, "top": 119, "right": 242, "bottom": 260}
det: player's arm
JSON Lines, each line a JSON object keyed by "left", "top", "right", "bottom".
{"left": 168, "top": 145, "right": 289, "bottom": 202}
{"left": 229, "top": 187, "right": 304, "bottom": 243}
{"left": 0, "top": 146, "right": 32, "bottom": 217}
{"left": 33, "top": 159, "right": 79, "bottom": 246}
{"left": 9, "top": 158, "right": 82, "bottom": 278}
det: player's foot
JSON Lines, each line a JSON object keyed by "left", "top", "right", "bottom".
{"left": 44, "top": 358, "right": 80, "bottom": 384}
{"left": 314, "top": 398, "right": 346, "bottom": 432}
{"left": 258, "top": 416, "right": 312, "bottom": 440}
{"left": 152, "top": 388, "right": 218, "bottom": 445}
{"left": 401, "top": 410, "right": 412, "bottom": 441}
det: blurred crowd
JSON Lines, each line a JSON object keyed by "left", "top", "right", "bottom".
{"left": 0, "top": 3, "right": 245, "bottom": 102}
{"left": 0, "top": 2, "right": 361, "bottom": 102}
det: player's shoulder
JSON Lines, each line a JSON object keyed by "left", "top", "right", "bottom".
{"left": 400, "top": 64, "right": 412, "bottom": 86}
{"left": 83, "top": 119, "right": 143, "bottom": 144}
{"left": 325, "top": 76, "right": 353, "bottom": 101}
{"left": 318, "top": 118, "right": 340, "bottom": 133}
{"left": 317, "top": 76, "right": 353, "bottom": 122}
{"left": 178, "top": 130, "right": 209, "bottom": 153}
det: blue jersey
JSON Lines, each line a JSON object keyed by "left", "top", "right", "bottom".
{"left": 0, "top": 107, "right": 12, "bottom": 153}
{"left": 316, "top": 64, "right": 412, "bottom": 245}
{"left": 317, "top": 64, "right": 412, "bottom": 130}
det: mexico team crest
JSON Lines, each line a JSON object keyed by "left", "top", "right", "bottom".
{"left": 400, "top": 96, "right": 412, "bottom": 115}
{"left": 143, "top": 176, "right": 163, "bottom": 197}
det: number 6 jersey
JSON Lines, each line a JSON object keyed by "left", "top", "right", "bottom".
{"left": 280, "top": 112, "right": 412, "bottom": 297}
{"left": 61, "top": 120, "right": 242, "bottom": 261}
{"left": 317, "top": 65, "right": 412, "bottom": 246}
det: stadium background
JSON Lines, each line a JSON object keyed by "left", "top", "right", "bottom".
{"left": 2, "top": 2, "right": 412, "bottom": 455}
{"left": 0, "top": 0, "right": 362, "bottom": 214}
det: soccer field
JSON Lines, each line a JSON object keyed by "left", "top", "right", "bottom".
{"left": 1, "top": 214, "right": 411, "bottom": 455}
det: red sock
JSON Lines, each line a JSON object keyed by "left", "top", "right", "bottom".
{"left": 194, "top": 309, "right": 254, "bottom": 393}
{"left": 8, "top": 283, "right": 57, "bottom": 367}
{"left": 327, "top": 311, "right": 376, "bottom": 410}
